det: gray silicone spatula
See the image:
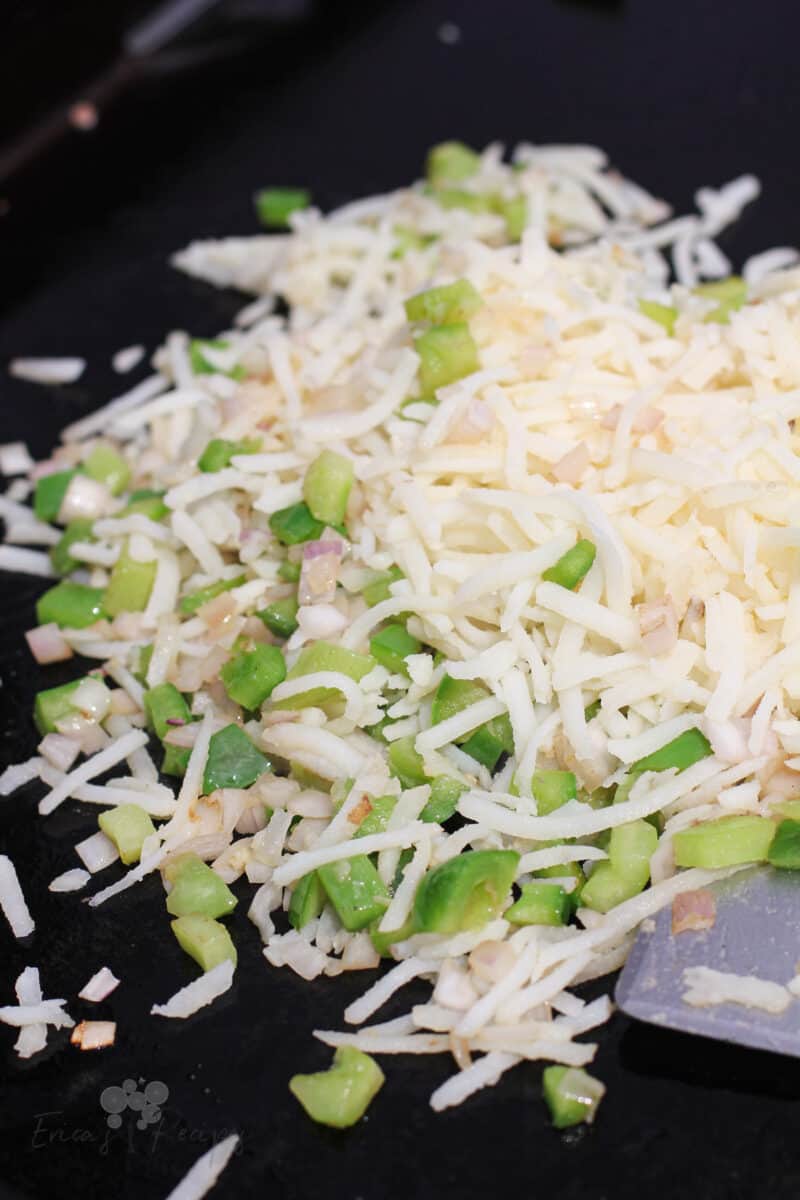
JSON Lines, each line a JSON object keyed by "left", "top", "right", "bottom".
{"left": 615, "top": 866, "right": 800, "bottom": 1056}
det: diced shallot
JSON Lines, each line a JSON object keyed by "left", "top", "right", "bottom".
{"left": 25, "top": 623, "right": 73, "bottom": 664}
{"left": 70, "top": 1020, "right": 116, "bottom": 1050}
{"left": 672, "top": 888, "right": 716, "bottom": 934}
{"left": 552, "top": 442, "right": 589, "bottom": 484}
{"left": 468, "top": 940, "right": 517, "bottom": 985}
{"left": 296, "top": 603, "right": 349, "bottom": 640}
{"left": 638, "top": 596, "right": 678, "bottom": 656}
{"left": 38, "top": 733, "right": 80, "bottom": 772}
{"left": 298, "top": 539, "right": 343, "bottom": 605}
{"left": 79, "top": 967, "right": 121, "bottom": 1002}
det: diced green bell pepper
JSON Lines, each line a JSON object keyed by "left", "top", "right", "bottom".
{"left": 433, "top": 188, "right": 493, "bottom": 214}
{"left": 317, "top": 856, "right": 391, "bottom": 931}
{"left": 638, "top": 299, "right": 677, "bottom": 335}
{"left": 171, "top": 914, "right": 237, "bottom": 971}
{"left": 497, "top": 193, "right": 527, "bottom": 241}
{"left": 268, "top": 501, "right": 326, "bottom": 545}
{"left": 431, "top": 675, "right": 513, "bottom": 770}
{"left": 221, "top": 643, "right": 286, "bottom": 710}
{"left": 426, "top": 141, "right": 480, "bottom": 186}
{"left": 694, "top": 275, "right": 747, "bottom": 324}
{"left": 388, "top": 736, "right": 427, "bottom": 788}
{"left": 255, "top": 187, "right": 311, "bottom": 228}
{"left": 103, "top": 544, "right": 157, "bottom": 617}
{"left": 119, "top": 489, "right": 169, "bottom": 521}
{"left": 354, "top": 795, "right": 397, "bottom": 838}
{"left": 98, "top": 803, "right": 155, "bottom": 865}
{"left": 369, "top": 623, "right": 422, "bottom": 675}
{"left": 198, "top": 436, "right": 260, "bottom": 473}
{"left": 277, "top": 560, "right": 301, "bottom": 583}
{"left": 532, "top": 770, "right": 577, "bottom": 815}
{"left": 289, "top": 1046, "right": 384, "bottom": 1129}
{"left": 542, "top": 540, "right": 596, "bottom": 590}
{"left": 581, "top": 819, "right": 658, "bottom": 914}
{"left": 543, "top": 1065, "right": 605, "bottom": 1129}
{"left": 289, "top": 871, "right": 327, "bottom": 930}
{"left": 275, "top": 641, "right": 375, "bottom": 710}
{"left": 256, "top": 596, "right": 299, "bottom": 638}
{"left": 36, "top": 581, "right": 106, "bottom": 629}
{"left": 415, "top": 323, "right": 480, "bottom": 394}
{"left": 362, "top": 565, "right": 404, "bottom": 606}
{"left": 631, "top": 728, "right": 712, "bottom": 775}
{"left": 50, "top": 518, "right": 94, "bottom": 575}
{"left": 674, "top": 814, "right": 776, "bottom": 869}
{"left": 421, "top": 776, "right": 465, "bottom": 824}
{"left": 203, "top": 723, "right": 270, "bottom": 793}
{"left": 34, "top": 678, "right": 82, "bottom": 735}
{"left": 34, "top": 469, "right": 77, "bottom": 523}
{"left": 405, "top": 279, "right": 482, "bottom": 325}
{"left": 164, "top": 852, "right": 237, "bottom": 918}
{"left": 505, "top": 881, "right": 571, "bottom": 926}
{"left": 179, "top": 574, "right": 246, "bottom": 615}
{"left": 83, "top": 444, "right": 130, "bottom": 495}
{"left": 302, "top": 450, "right": 354, "bottom": 526}
{"left": 413, "top": 849, "right": 519, "bottom": 934}
{"left": 144, "top": 682, "right": 193, "bottom": 777}
{"left": 767, "top": 819, "right": 800, "bottom": 869}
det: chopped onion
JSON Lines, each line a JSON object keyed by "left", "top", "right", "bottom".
{"left": 71, "top": 677, "right": 112, "bottom": 722}
{"left": 468, "top": 940, "right": 516, "bottom": 984}
{"left": 58, "top": 474, "right": 113, "bottom": 522}
{"left": 433, "top": 958, "right": 479, "bottom": 1011}
{"left": 287, "top": 789, "right": 334, "bottom": 819}
{"left": 164, "top": 722, "right": 199, "bottom": 748}
{"left": 70, "top": 1020, "right": 116, "bottom": 1050}
{"left": 79, "top": 967, "right": 120, "bottom": 1002}
{"left": 447, "top": 398, "right": 495, "bottom": 444}
{"left": 298, "top": 539, "right": 343, "bottom": 605}
{"left": 25, "top": 623, "right": 73, "bottom": 664}
{"left": 38, "top": 733, "right": 80, "bottom": 772}
{"left": 552, "top": 442, "right": 589, "bottom": 483}
{"left": 341, "top": 932, "right": 381, "bottom": 971}
{"left": 296, "top": 603, "right": 349, "bottom": 640}
{"left": 638, "top": 596, "right": 678, "bottom": 656}
{"left": 75, "top": 831, "right": 119, "bottom": 874}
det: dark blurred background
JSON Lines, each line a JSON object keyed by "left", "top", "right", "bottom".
{"left": 4, "top": 4, "right": 800, "bottom": 1199}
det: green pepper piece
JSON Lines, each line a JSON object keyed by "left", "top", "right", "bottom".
{"left": 631, "top": 728, "right": 712, "bottom": 775}
{"left": 584, "top": 699, "right": 601, "bottom": 722}
{"left": 391, "top": 226, "right": 438, "bottom": 258}
{"left": 82, "top": 444, "right": 130, "bottom": 495}
{"left": 426, "top": 141, "right": 480, "bottom": 186}
{"left": 33, "top": 469, "right": 76, "bottom": 523}
{"left": 638, "top": 299, "right": 677, "bottom": 335}
{"left": 542, "top": 540, "right": 597, "bottom": 590}
{"left": 302, "top": 450, "right": 354, "bottom": 526}
{"left": 434, "top": 188, "right": 493, "bottom": 213}
{"left": 275, "top": 641, "right": 375, "bottom": 710}
{"left": 103, "top": 544, "right": 157, "bottom": 617}
{"left": 413, "top": 849, "right": 519, "bottom": 934}
{"left": 255, "top": 187, "right": 311, "bottom": 228}
{"left": 421, "top": 776, "right": 465, "bottom": 824}
{"left": 405, "top": 279, "right": 482, "bottom": 325}
{"left": 543, "top": 1065, "right": 605, "bottom": 1129}
{"left": 289, "top": 1046, "right": 384, "bottom": 1129}
{"left": 415, "top": 323, "right": 480, "bottom": 394}
{"left": 36, "top": 581, "right": 106, "bottom": 629}
{"left": 179, "top": 574, "right": 247, "bottom": 615}
{"left": 369, "top": 624, "right": 422, "bottom": 675}
{"left": 431, "top": 675, "right": 513, "bottom": 768}
{"left": 431, "top": 675, "right": 490, "bottom": 724}
{"left": 317, "top": 856, "right": 391, "bottom": 931}
{"left": 532, "top": 770, "right": 577, "bottom": 816}
{"left": 767, "top": 819, "right": 800, "bottom": 869}
{"left": 694, "top": 275, "right": 747, "bottom": 324}
{"left": 144, "top": 682, "right": 193, "bottom": 777}
{"left": 497, "top": 194, "right": 527, "bottom": 241}
{"left": 188, "top": 338, "right": 246, "bottom": 381}
{"left": 459, "top": 716, "right": 514, "bottom": 771}
{"left": 769, "top": 799, "right": 800, "bottom": 821}
{"left": 197, "top": 436, "right": 260, "bottom": 473}
{"left": 164, "top": 853, "right": 237, "bottom": 918}
{"left": 98, "top": 803, "right": 155, "bottom": 865}
{"left": 387, "top": 735, "right": 428, "bottom": 788}
{"left": 203, "top": 724, "right": 270, "bottom": 793}
{"left": 289, "top": 871, "right": 327, "bottom": 930}
{"left": 221, "top": 643, "right": 286, "bottom": 710}
{"left": 362, "top": 565, "right": 404, "bottom": 606}
{"left": 119, "top": 489, "right": 169, "bottom": 521}
{"left": 256, "top": 596, "right": 299, "bottom": 639}
{"left": 135, "top": 643, "right": 154, "bottom": 685}
{"left": 369, "top": 916, "right": 416, "bottom": 957}
{"left": 50, "top": 518, "right": 94, "bottom": 575}
{"left": 505, "top": 881, "right": 571, "bottom": 926}
{"left": 269, "top": 501, "right": 325, "bottom": 546}
{"left": 673, "top": 814, "right": 776, "bottom": 869}
{"left": 354, "top": 795, "right": 397, "bottom": 838}
{"left": 609, "top": 819, "right": 658, "bottom": 885}
{"left": 277, "top": 560, "right": 301, "bottom": 583}
{"left": 171, "top": 914, "right": 237, "bottom": 971}
{"left": 34, "top": 678, "right": 82, "bottom": 735}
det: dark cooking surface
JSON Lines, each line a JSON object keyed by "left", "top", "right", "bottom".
{"left": 3, "top": 2, "right": 800, "bottom": 1197}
